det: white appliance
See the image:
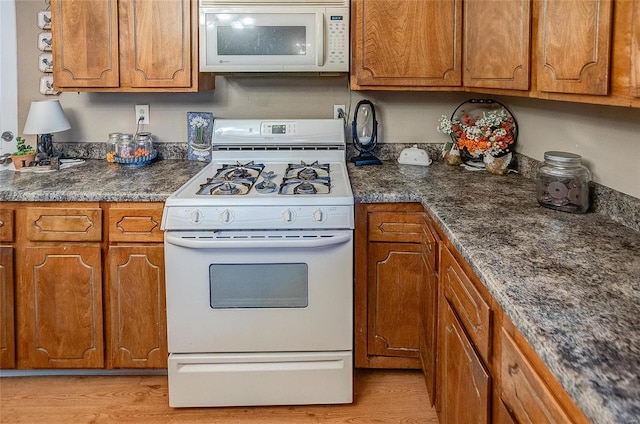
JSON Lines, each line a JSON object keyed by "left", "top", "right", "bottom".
{"left": 199, "top": 0, "right": 349, "bottom": 73}
{"left": 162, "top": 119, "right": 354, "bottom": 407}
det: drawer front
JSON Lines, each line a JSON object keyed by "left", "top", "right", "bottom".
{"left": 0, "top": 209, "right": 14, "bottom": 242}
{"left": 500, "top": 329, "right": 572, "bottom": 424}
{"left": 25, "top": 207, "right": 102, "bottom": 242}
{"left": 421, "top": 215, "right": 438, "bottom": 272}
{"left": 368, "top": 211, "right": 423, "bottom": 243}
{"left": 109, "top": 207, "right": 163, "bottom": 242}
{"left": 441, "top": 246, "right": 492, "bottom": 362}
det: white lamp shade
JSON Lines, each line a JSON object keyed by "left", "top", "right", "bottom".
{"left": 23, "top": 100, "right": 71, "bottom": 134}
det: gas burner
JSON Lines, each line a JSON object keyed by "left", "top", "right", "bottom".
{"left": 197, "top": 177, "right": 255, "bottom": 195}
{"left": 280, "top": 177, "right": 330, "bottom": 195}
{"left": 294, "top": 182, "right": 317, "bottom": 195}
{"left": 217, "top": 182, "right": 241, "bottom": 195}
{"left": 285, "top": 161, "right": 330, "bottom": 179}
{"left": 215, "top": 161, "right": 264, "bottom": 180}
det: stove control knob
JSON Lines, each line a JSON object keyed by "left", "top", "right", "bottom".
{"left": 282, "top": 208, "right": 296, "bottom": 223}
{"left": 312, "top": 208, "right": 327, "bottom": 222}
{"left": 190, "top": 209, "right": 204, "bottom": 224}
{"left": 219, "top": 209, "right": 234, "bottom": 224}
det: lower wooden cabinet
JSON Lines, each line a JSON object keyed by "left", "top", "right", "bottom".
{"left": 106, "top": 245, "right": 166, "bottom": 368}
{"left": 440, "top": 301, "right": 491, "bottom": 424}
{"left": 18, "top": 245, "right": 104, "bottom": 368}
{"left": 1, "top": 201, "right": 166, "bottom": 371}
{"left": 355, "top": 203, "right": 426, "bottom": 369}
{"left": 0, "top": 246, "right": 15, "bottom": 368}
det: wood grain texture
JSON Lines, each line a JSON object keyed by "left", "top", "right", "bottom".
{"left": 106, "top": 246, "right": 166, "bottom": 369}
{"left": 632, "top": 0, "right": 640, "bottom": 97}
{"left": 25, "top": 207, "right": 102, "bottom": 242}
{"left": 0, "top": 370, "right": 438, "bottom": 424}
{"left": 0, "top": 247, "right": 15, "bottom": 368}
{"left": 537, "top": 0, "right": 613, "bottom": 95}
{"left": 351, "top": 0, "right": 462, "bottom": 88}
{"left": 18, "top": 246, "right": 103, "bottom": 369}
{"left": 52, "top": 0, "right": 120, "bottom": 88}
{"left": 463, "top": 0, "right": 531, "bottom": 90}
{"left": 0, "top": 208, "right": 14, "bottom": 242}
{"left": 108, "top": 205, "right": 163, "bottom": 242}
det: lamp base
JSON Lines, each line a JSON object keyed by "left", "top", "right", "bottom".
{"left": 350, "top": 151, "right": 382, "bottom": 167}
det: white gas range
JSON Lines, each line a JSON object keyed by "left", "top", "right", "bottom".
{"left": 161, "top": 119, "right": 354, "bottom": 408}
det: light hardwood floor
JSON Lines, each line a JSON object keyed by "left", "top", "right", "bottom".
{"left": 0, "top": 369, "right": 438, "bottom": 424}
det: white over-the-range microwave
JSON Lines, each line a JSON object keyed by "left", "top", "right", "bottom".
{"left": 199, "top": 0, "right": 349, "bottom": 73}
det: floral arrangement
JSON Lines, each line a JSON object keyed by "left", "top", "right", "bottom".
{"left": 190, "top": 115, "right": 210, "bottom": 148}
{"left": 437, "top": 107, "right": 516, "bottom": 158}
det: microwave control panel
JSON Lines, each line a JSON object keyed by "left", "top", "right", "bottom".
{"left": 327, "top": 11, "right": 348, "bottom": 68}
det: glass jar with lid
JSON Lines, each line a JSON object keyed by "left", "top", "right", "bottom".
{"left": 117, "top": 133, "right": 135, "bottom": 158}
{"left": 135, "top": 132, "right": 154, "bottom": 158}
{"left": 106, "top": 132, "right": 121, "bottom": 162}
{"left": 536, "top": 151, "right": 591, "bottom": 213}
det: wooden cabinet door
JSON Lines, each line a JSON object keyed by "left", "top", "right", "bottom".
{"left": 419, "top": 216, "right": 439, "bottom": 406}
{"left": 463, "top": 0, "right": 531, "bottom": 90}
{"left": 351, "top": 0, "right": 462, "bottom": 88}
{"left": 18, "top": 246, "right": 103, "bottom": 368}
{"left": 106, "top": 245, "right": 167, "bottom": 369}
{"left": 440, "top": 302, "right": 491, "bottom": 424}
{"left": 0, "top": 247, "right": 15, "bottom": 369}
{"left": 631, "top": 0, "right": 640, "bottom": 97}
{"left": 537, "top": 0, "right": 613, "bottom": 95}
{"left": 51, "top": 0, "right": 120, "bottom": 89}
{"left": 122, "top": 0, "right": 192, "bottom": 88}
{"left": 367, "top": 242, "right": 423, "bottom": 361}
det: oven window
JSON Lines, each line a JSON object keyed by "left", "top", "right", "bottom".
{"left": 210, "top": 264, "right": 308, "bottom": 308}
{"left": 217, "top": 26, "right": 306, "bottom": 56}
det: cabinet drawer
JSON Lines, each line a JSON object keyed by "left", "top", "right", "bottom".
{"left": 0, "top": 209, "right": 14, "bottom": 242}
{"left": 109, "top": 207, "right": 163, "bottom": 242}
{"left": 500, "top": 328, "right": 572, "bottom": 424}
{"left": 441, "top": 245, "right": 492, "bottom": 362}
{"left": 421, "top": 214, "right": 438, "bottom": 272}
{"left": 368, "top": 211, "right": 423, "bottom": 243}
{"left": 25, "top": 207, "right": 102, "bottom": 242}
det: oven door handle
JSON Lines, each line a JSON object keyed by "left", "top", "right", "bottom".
{"left": 165, "top": 232, "right": 352, "bottom": 249}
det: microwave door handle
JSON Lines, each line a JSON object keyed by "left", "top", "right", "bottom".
{"left": 316, "top": 13, "right": 324, "bottom": 66}
{"left": 165, "top": 232, "right": 351, "bottom": 249}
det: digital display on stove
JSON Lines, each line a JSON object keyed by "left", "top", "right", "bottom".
{"left": 271, "top": 124, "right": 286, "bottom": 134}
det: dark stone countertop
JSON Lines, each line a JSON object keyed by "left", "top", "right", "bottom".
{"left": 349, "top": 160, "right": 640, "bottom": 424}
{"left": 2, "top": 158, "right": 639, "bottom": 423}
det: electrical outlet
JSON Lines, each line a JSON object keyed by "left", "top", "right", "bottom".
{"left": 135, "top": 104, "right": 150, "bottom": 125}
{"left": 334, "top": 104, "right": 346, "bottom": 119}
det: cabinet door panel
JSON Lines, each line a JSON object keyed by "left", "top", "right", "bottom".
{"left": 0, "top": 247, "right": 15, "bottom": 368}
{"left": 440, "top": 302, "right": 490, "bottom": 424}
{"left": 352, "top": 0, "right": 462, "bottom": 87}
{"left": 19, "top": 246, "right": 103, "bottom": 368}
{"left": 25, "top": 207, "right": 102, "bottom": 242}
{"left": 124, "top": 0, "right": 192, "bottom": 88}
{"left": 464, "top": 0, "right": 531, "bottom": 90}
{"left": 500, "top": 328, "right": 572, "bottom": 424}
{"left": 368, "top": 242, "right": 423, "bottom": 358}
{"left": 108, "top": 206, "right": 163, "bottom": 242}
{"left": 106, "top": 246, "right": 167, "bottom": 368}
{"left": 632, "top": 0, "right": 640, "bottom": 97}
{"left": 0, "top": 209, "right": 14, "bottom": 242}
{"left": 538, "top": 0, "right": 612, "bottom": 95}
{"left": 52, "top": 0, "right": 120, "bottom": 88}
{"left": 441, "top": 245, "right": 492, "bottom": 362}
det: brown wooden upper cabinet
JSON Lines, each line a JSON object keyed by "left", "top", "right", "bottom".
{"left": 350, "top": 0, "right": 463, "bottom": 89}
{"left": 632, "top": 0, "right": 640, "bottom": 97}
{"left": 537, "top": 0, "right": 613, "bottom": 95}
{"left": 51, "top": 0, "right": 213, "bottom": 92}
{"left": 463, "top": 0, "right": 531, "bottom": 90}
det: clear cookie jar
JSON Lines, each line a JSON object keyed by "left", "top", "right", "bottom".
{"left": 536, "top": 151, "right": 591, "bottom": 213}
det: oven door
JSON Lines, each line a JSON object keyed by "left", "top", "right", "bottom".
{"left": 164, "top": 229, "right": 353, "bottom": 353}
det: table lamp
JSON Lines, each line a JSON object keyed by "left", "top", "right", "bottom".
{"left": 23, "top": 99, "right": 71, "bottom": 163}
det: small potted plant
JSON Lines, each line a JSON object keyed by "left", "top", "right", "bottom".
{"left": 11, "top": 137, "right": 36, "bottom": 169}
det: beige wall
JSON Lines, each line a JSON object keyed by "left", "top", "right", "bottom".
{"left": 16, "top": 0, "right": 640, "bottom": 198}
